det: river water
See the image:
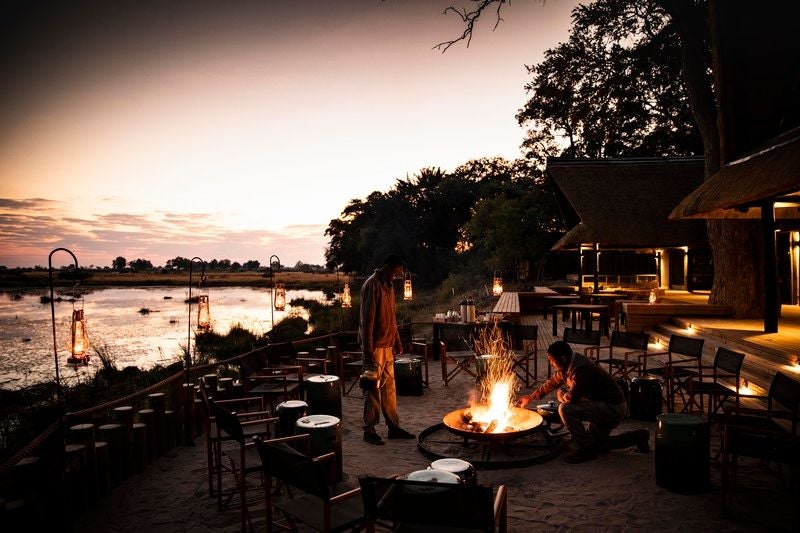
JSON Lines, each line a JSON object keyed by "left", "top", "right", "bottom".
{"left": 0, "top": 287, "right": 327, "bottom": 389}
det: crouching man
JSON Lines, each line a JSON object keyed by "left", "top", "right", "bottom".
{"left": 518, "top": 341, "right": 649, "bottom": 463}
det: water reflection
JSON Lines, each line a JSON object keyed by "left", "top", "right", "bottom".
{"left": 0, "top": 287, "right": 326, "bottom": 389}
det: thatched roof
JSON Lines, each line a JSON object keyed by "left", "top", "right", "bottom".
{"left": 670, "top": 129, "right": 800, "bottom": 219}
{"left": 547, "top": 157, "right": 707, "bottom": 251}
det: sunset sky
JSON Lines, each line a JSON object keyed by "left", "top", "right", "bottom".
{"left": 0, "top": 0, "right": 579, "bottom": 268}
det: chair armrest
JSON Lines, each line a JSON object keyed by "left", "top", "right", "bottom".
{"left": 296, "top": 357, "right": 327, "bottom": 363}
{"left": 313, "top": 451, "right": 337, "bottom": 464}
{"left": 215, "top": 396, "right": 265, "bottom": 407}
{"left": 591, "top": 345, "right": 611, "bottom": 357}
{"left": 329, "top": 486, "right": 362, "bottom": 504}
{"left": 726, "top": 405, "right": 796, "bottom": 420}
{"left": 494, "top": 485, "right": 507, "bottom": 533}
{"left": 239, "top": 416, "right": 279, "bottom": 428}
{"left": 236, "top": 410, "right": 272, "bottom": 419}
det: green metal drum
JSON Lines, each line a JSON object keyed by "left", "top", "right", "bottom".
{"left": 655, "top": 413, "right": 710, "bottom": 494}
{"left": 295, "top": 414, "right": 342, "bottom": 481}
{"left": 394, "top": 357, "right": 423, "bottom": 396}
{"left": 306, "top": 374, "right": 342, "bottom": 419}
{"left": 276, "top": 400, "right": 308, "bottom": 437}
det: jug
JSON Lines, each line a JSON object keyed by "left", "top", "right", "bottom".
{"left": 461, "top": 299, "right": 477, "bottom": 323}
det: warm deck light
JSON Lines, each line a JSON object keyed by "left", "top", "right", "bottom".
{"left": 342, "top": 282, "right": 352, "bottom": 308}
{"left": 274, "top": 283, "right": 287, "bottom": 311}
{"left": 739, "top": 378, "right": 752, "bottom": 395}
{"left": 403, "top": 271, "right": 413, "bottom": 301}
{"left": 648, "top": 289, "right": 657, "bottom": 305}
{"left": 492, "top": 270, "right": 503, "bottom": 297}
{"left": 197, "top": 294, "right": 211, "bottom": 330}
{"left": 67, "top": 308, "right": 90, "bottom": 366}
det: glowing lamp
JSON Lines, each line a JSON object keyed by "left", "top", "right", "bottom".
{"left": 342, "top": 282, "right": 352, "bottom": 308}
{"left": 274, "top": 283, "right": 287, "bottom": 311}
{"left": 492, "top": 271, "right": 503, "bottom": 297}
{"left": 648, "top": 290, "right": 657, "bottom": 305}
{"left": 403, "top": 272, "right": 413, "bottom": 301}
{"left": 739, "top": 378, "right": 752, "bottom": 395}
{"left": 67, "top": 308, "right": 90, "bottom": 365}
{"left": 197, "top": 294, "right": 211, "bottom": 330}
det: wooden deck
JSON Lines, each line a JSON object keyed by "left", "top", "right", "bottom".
{"left": 415, "top": 290, "right": 800, "bottom": 401}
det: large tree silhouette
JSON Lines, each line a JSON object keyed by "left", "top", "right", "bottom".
{"left": 441, "top": 0, "right": 762, "bottom": 316}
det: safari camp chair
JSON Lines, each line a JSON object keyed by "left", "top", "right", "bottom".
{"left": 358, "top": 475, "right": 507, "bottom": 532}
{"left": 254, "top": 434, "right": 366, "bottom": 533}
{"left": 721, "top": 371, "right": 800, "bottom": 523}
{"left": 294, "top": 350, "right": 330, "bottom": 379}
{"left": 243, "top": 365, "right": 304, "bottom": 412}
{"left": 337, "top": 350, "right": 364, "bottom": 396}
{"left": 439, "top": 324, "right": 478, "bottom": 386}
{"left": 639, "top": 334, "right": 705, "bottom": 413}
{"left": 587, "top": 330, "right": 650, "bottom": 380}
{"left": 681, "top": 347, "right": 745, "bottom": 424}
{"left": 507, "top": 324, "right": 539, "bottom": 387}
{"left": 211, "top": 399, "right": 278, "bottom": 532}
{"left": 198, "top": 378, "right": 270, "bottom": 500}
{"left": 562, "top": 327, "right": 602, "bottom": 379}
{"left": 263, "top": 341, "right": 299, "bottom": 366}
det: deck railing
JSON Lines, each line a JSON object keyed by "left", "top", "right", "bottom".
{"left": 0, "top": 330, "right": 355, "bottom": 528}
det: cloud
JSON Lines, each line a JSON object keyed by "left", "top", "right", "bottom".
{"left": 0, "top": 197, "right": 328, "bottom": 268}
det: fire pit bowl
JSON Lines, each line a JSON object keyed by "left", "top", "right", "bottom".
{"left": 443, "top": 406, "right": 544, "bottom": 441}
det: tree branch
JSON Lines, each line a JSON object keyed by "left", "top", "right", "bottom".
{"left": 434, "top": 0, "right": 507, "bottom": 53}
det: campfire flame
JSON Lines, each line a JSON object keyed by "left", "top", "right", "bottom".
{"left": 463, "top": 321, "right": 519, "bottom": 433}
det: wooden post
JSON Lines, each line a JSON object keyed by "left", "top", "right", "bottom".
{"left": 763, "top": 200, "right": 779, "bottom": 332}
{"left": 97, "top": 423, "right": 125, "bottom": 487}
{"left": 137, "top": 409, "right": 157, "bottom": 462}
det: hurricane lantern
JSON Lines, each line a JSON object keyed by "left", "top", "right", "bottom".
{"left": 197, "top": 294, "right": 211, "bottom": 330}
{"left": 492, "top": 270, "right": 503, "bottom": 297}
{"left": 274, "top": 283, "right": 287, "bottom": 311}
{"left": 403, "top": 271, "right": 412, "bottom": 301}
{"left": 648, "top": 289, "right": 657, "bottom": 305}
{"left": 67, "top": 307, "right": 90, "bottom": 366}
{"left": 342, "top": 282, "right": 352, "bottom": 308}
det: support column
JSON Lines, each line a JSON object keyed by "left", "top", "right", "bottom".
{"left": 763, "top": 200, "right": 779, "bottom": 333}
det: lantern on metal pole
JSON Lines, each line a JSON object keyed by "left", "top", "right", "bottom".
{"left": 492, "top": 270, "right": 503, "bottom": 297}
{"left": 187, "top": 257, "right": 206, "bottom": 386}
{"left": 268, "top": 254, "right": 282, "bottom": 330}
{"left": 342, "top": 281, "right": 352, "bottom": 308}
{"left": 197, "top": 293, "right": 211, "bottom": 331}
{"left": 67, "top": 306, "right": 90, "bottom": 366}
{"left": 403, "top": 271, "right": 413, "bottom": 301}
{"left": 48, "top": 247, "right": 84, "bottom": 407}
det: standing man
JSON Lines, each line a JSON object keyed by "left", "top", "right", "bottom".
{"left": 518, "top": 341, "right": 649, "bottom": 463}
{"left": 359, "top": 254, "right": 415, "bottom": 445}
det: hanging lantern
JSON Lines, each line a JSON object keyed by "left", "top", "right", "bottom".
{"left": 492, "top": 270, "right": 503, "bottom": 297}
{"left": 342, "top": 282, "right": 352, "bottom": 308}
{"left": 648, "top": 289, "right": 657, "bottom": 305}
{"left": 197, "top": 294, "right": 211, "bottom": 330}
{"left": 403, "top": 272, "right": 413, "bottom": 301}
{"left": 67, "top": 308, "right": 90, "bottom": 365}
{"left": 274, "top": 283, "right": 286, "bottom": 311}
